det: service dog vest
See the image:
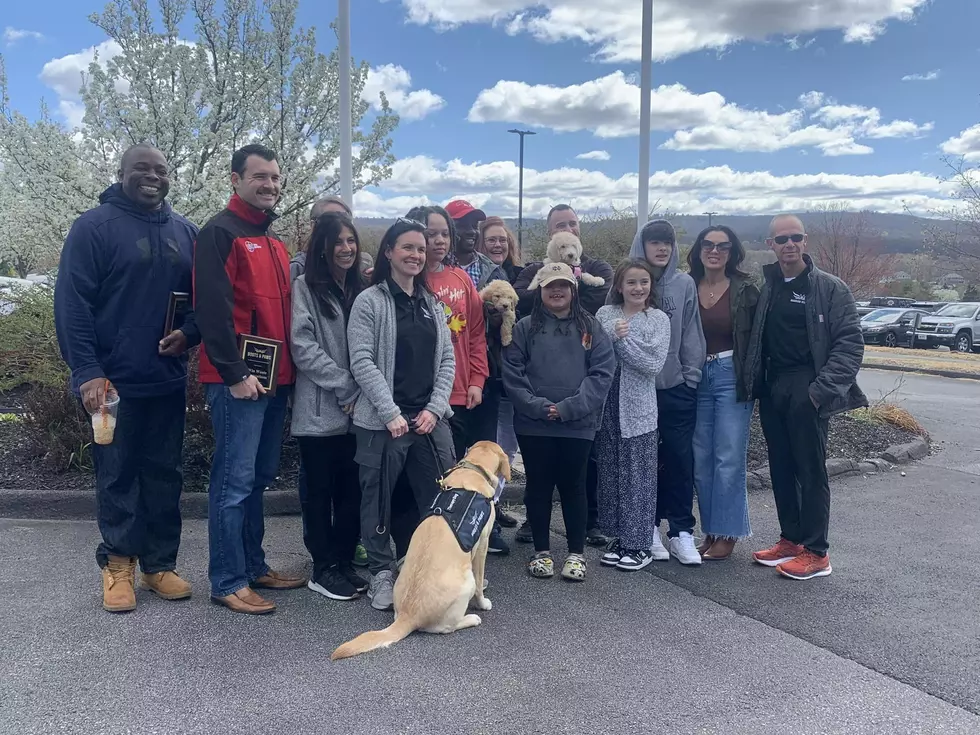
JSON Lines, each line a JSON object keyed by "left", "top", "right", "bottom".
{"left": 423, "top": 489, "right": 493, "bottom": 553}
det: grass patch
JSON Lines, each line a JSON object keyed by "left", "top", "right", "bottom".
{"left": 851, "top": 402, "right": 927, "bottom": 438}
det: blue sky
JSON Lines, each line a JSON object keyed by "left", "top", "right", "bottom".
{"left": 3, "top": 0, "right": 980, "bottom": 218}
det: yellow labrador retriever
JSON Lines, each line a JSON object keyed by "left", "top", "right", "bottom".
{"left": 332, "top": 441, "right": 510, "bottom": 660}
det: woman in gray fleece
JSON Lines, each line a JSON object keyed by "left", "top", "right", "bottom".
{"left": 503, "top": 262, "right": 616, "bottom": 582}
{"left": 595, "top": 259, "right": 670, "bottom": 572}
{"left": 290, "top": 212, "right": 366, "bottom": 602}
{"left": 346, "top": 219, "right": 456, "bottom": 611}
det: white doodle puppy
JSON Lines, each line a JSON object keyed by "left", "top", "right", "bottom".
{"left": 529, "top": 232, "right": 605, "bottom": 289}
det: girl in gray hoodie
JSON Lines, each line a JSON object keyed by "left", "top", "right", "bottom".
{"left": 622, "top": 220, "right": 706, "bottom": 565}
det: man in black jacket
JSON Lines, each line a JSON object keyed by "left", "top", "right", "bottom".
{"left": 744, "top": 214, "right": 867, "bottom": 580}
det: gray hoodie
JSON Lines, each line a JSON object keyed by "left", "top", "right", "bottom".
{"left": 289, "top": 276, "right": 360, "bottom": 437}
{"left": 619, "top": 219, "right": 705, "bottom": 390}
{"left": 502, "top": 310, "right": 616, "bottom": 440}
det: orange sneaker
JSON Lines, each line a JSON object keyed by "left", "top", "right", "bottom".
{"left": 776, "top": 550, "right": 832, "bottom": 580}
{"left": 752, "top": 538, "right": 804, "bottom": 567}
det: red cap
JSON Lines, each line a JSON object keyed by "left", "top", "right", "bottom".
{"left": 445, "top": 199, "right": 486, "bottom": 221}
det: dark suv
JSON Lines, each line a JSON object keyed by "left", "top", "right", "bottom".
{"left": 861, "top": 308, "right": 928, "bottom": 348}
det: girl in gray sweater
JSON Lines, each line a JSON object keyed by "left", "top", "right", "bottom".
{"left": 290, "top": 213, "right": 367, "bottom": 602}
{"left": 595, "top": 259, "right": 671, "bottom": 572}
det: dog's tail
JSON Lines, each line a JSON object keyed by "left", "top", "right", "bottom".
{"left": 331, "top": 617, "right": 415, "bottom": 661}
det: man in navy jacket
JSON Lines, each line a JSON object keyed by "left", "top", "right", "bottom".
{"left": 55, "top": 143, "right": 199, "bottom": 613}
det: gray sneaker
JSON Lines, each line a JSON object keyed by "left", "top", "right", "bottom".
{"left": 368, "top": 570, "right": 395, "bottom": 611}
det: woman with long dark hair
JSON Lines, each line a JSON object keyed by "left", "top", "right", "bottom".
{"left": 686, "top": 225, "right": 760, "bottom": 560}
{"left": 347, "top": 218, "right": 456, "bottom": 610}
{"left": 503, "top": 263, "right": 615, "bottom": 581}
{"left": 290, "top": 212, "right": 367, "bottom": 600}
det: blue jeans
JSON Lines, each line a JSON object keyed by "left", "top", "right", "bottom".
{"left": 496, "top": 397, "right": 518, "bottom": 465}
{"left": 206, "top": 383, "right": 291, "bottom": 597}
{"left": 693, "top": 355, "right": 753, "bottom": 540}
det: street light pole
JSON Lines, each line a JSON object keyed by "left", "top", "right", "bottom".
{"left": 637, "top": 0, "right": 654, "bottom": 232}
{"left": 338, "top": 0, "right": 353, "bottom": 207}
{"left": 508, "top": 129, "right": 536, "bottom": 248}
{"left": 703, "top": 211, "right": 718, "bottom": 226}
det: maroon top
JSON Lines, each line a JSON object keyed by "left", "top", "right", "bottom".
{"left": 700, "top": 287, "right": 734, "bottom": 355}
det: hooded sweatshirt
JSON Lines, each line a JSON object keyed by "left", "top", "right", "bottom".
{"left": 54, "top": 184, "right": 200, "bottom": 399}
{"left": 618, "top": 219, "right": 706, "bottom": 390}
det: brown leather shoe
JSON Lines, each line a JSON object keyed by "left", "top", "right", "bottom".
{"left": 697, "top": 535, "right": 715, "bottom": 555}
{"left": 703, "top": 538, "right": 736, "bottom": 560}
{"left": 252, "top": 569, "right": 306, "bottom": 590}
{"left": 141, "top": 570, "right": 192, "bottom": 600}
{"left": 102, "top": 555, "right": 137, "bottom": 613}
{"left": 211, "top": 587, "right": 276, "bottom": 615}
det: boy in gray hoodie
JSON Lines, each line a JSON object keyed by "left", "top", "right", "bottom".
{"left": 624, "top": 219, "right": 706, "bottom": 564}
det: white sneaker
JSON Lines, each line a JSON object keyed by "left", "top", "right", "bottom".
{"left": 669, "top": 532, "right": 703, "bottom": 566}
{"left": 650, "top": 528, "right": 669, "bottom": 561}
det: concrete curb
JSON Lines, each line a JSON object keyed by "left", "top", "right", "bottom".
{"left": 746, "top": 435, "right": 930, "bottom": 493}
{"left": 863, "top": 362, "right": 980, "bottom": 382}
{"left": 0, "top": 439, "right": 930, "bottom": 521}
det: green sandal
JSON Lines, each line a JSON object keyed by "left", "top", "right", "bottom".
{"left": 562, "top": 553, "right": 587, "bottom": 581}
{"left": 528, "top": 551, "right": 555, "bottom": 578}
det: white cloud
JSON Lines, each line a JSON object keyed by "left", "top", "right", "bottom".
{"left": 356, "top": 154, "right": 954, "bottom": 219}
{"left": 362, "top": 64, "right": 446, "bottom": 121}
{"left": 902, "top": 70, "right": 940, "bottom": 82}
{"left": 469, "top": 73, "right": 932, "bottom": 156}
{"left": 396, "top": 0, "right": 927, "bottom": 62}
{"left": 576, "top": 150, "right": 611, "bottom": 161}
{"left": 942, "top": 125, "right": 980, "bottom": 162}
{"left": 3, "top": 27, "right": 45, "bottom": 45}
{"left": 40, "top": 40, "right": 123, "bottom": 100}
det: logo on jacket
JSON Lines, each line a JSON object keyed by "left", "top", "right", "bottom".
{"left": 791, "top": 291, "right": 806, "bottom": 305}
{"left": 244, "top": 240, "right": 262, "bottom": 253}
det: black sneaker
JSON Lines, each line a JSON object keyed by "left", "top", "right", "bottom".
{"left": 496, "top": 507, "right": 519, "bottom": 528}
{"left": 616, "top": 549, "right": 654, "bottom": 572}
{"left": 308, "top": 566, "right": 359, "bottom": 601}
{"left": 339, "top": 563, "right": 368, "bottom": 594}
{"left": 515, "top": 520, "right": 533, "bottom": 544}
{"left": 586, "top": 528, "right": 610, "bottom": 547}
{"left": 488, "top": 524, "right": 510, "bottom": 555}
{"left": 600, "top": 538, "right": 622, "bottom": 567}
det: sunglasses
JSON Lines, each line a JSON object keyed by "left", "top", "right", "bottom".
{"left": 702, "top": 241, "right": 732, "bottom": 253}
{"left": 772, "top": 233, "right": 805, "bottom": 245}
{"left": 395, "top": 217, "right": 426, "bottom": 228}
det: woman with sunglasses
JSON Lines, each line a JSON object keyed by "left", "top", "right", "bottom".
{"left": 347, "top": 218, "right": 456, "bottom": 611}
{"left": 686, "top": 226, "right": 760, "bottom": 560}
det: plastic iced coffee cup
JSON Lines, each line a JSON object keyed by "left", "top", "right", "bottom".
{"left": 90, "top": 387, "right": 120, "bottom": 445}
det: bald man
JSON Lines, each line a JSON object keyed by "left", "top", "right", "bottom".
{"left": 55, "top": 143, "right": 200, "bottom": 612}
{"left": 743, "top": 213, "right": 866, "bottom": 580}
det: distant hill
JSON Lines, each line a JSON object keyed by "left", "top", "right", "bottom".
{"left": 355, "top": 210, "right": 950, "bottom": 254}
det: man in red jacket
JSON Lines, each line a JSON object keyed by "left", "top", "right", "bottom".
{"left": 194, "top": 143, "right": 305, "bottom": 615}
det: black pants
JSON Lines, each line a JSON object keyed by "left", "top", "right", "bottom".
{"left": 448, "top": 380, "right": 502, "bottom": 460}
{"left": 354, "top": 421, "right": 455, "bottom": 575}
{"left": 656, "top": 383, "right": 698, "bottom": 537}
{"left": 517, "top": 434, "right": 591, "bottom": 554}
{"left": 91, "top": 392, "right": 185, "bottom": 572}
{"left": 586, "top": 450, "right": 599, "bottom": 530}
{"left": 297, "top": 434, "right": 360, "bottom": 578}
{"left": 759, "top": 367, "right": 831, "bottom": 556}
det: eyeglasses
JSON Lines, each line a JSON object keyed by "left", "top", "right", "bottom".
{"left": 772, "top": 233, "right": 805, "bottom": 245}
{"left": 484, "top": 236, "right": 509, "bottom": 246}
{"left": 702, "top": 241, "right": 732, "bottom": 253}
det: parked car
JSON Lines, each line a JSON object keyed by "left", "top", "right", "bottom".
{"left": 861, "top": 308, "right": 929, "bottom": 348}
{"left": 870, "top": 296, "right": 916, "bottom": 308}
{"left": 912, "top": 302, "right": 980, "bottom": 352}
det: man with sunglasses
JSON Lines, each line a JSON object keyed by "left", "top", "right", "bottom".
{"left": 744, "top": 214, "right": 866, "bottom": 580}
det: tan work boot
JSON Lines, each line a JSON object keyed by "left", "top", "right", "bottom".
{"left": 141, "top": 570, "right": 192, "bottom": 600}
{"left": 102, "top": 555, "right": 137, "bottom": 613}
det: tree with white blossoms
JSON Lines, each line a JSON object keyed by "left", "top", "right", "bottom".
{"left": 0, "top": 0, "right": 398, "bottom": 273}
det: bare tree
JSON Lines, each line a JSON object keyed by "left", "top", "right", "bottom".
{"left": 808, "top": 203, "right": 894, "bottom": 298}
{"left": 920, "top": 157, "right": 980, "bottom": 283}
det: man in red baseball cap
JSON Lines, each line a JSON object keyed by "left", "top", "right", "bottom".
{"left": 445, "top": 199, "right": 503, "bottom": 290}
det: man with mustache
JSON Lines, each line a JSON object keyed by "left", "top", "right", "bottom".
{"left": 744, "top": 214, "right": 866, "bottom": 580}
{"left": 55, "top": 143, "right": 199, "bottom": 613}
{"left": 194, "top": 144, "right": 305, "bottom": 615}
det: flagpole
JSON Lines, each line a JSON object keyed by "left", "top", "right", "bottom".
{"left": 338, "top": 0, "right": 353, "bottom": 206}
{"left": 637, "top": 0, "right": 653, "bottom": 230}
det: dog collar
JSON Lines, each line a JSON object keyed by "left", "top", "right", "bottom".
{"left": 438, "top": 458, "right": 497, "bottom": 489}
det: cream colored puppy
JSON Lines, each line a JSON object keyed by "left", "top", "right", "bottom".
{"left": 331, "top": 441, "right": 510, "bottom": 660}
{"left": 530, "top": 232, "right": 606, "bottom": 289}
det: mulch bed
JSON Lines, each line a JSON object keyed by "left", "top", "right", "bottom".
{"left": 0, "top": 398, "right": 919, "bottom": 494}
